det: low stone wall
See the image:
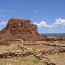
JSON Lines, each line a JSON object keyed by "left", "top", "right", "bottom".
{"left": 0, "top": 46, "right": 65, "bottom": 58}
{"left": 1, "top": 45, "right": 65, "bottom": 65}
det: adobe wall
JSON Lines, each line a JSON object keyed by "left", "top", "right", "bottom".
{"left": 0, "top": 19, "right": 38, "bottom": 35}
{"left": 0, "top": 18, "right": 47, "bottom": 41}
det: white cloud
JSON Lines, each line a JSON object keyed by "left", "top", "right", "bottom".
{"left": 0, "top": 21, "right": 7, "bottom": 25}
{"left": 34, "top": 18, "right": 65, "bottom": 28}
{"left": 34, "top": 21, "right": 55, "bottom": 28}
{"left": 53, "top": 18, "right": 65, "bottom": 25}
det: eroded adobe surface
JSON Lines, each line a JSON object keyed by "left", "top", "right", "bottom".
{"left": 0, "top": 19, "right": 38, "bottom": 35}
{"left": 0, "top": 18, "right": 47, "bottom": 41}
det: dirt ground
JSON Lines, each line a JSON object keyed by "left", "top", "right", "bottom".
{"left": 0, "top": 53, "right": 65, "bottom": 65}
{"left": 0, "top": 41, "right": 65, "bottom": 65}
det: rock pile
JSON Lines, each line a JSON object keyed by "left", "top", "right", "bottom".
{"left": 0, "top": 45, "right": 59, "bottom": 65}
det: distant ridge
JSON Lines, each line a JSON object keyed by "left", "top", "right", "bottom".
{"left": 43, "top": 33, "right": 65, "bottom": 38}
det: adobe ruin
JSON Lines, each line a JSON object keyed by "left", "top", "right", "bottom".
{"left": 0, "top": 19, "right": 38, "bottom": 35}
{"left": 0, "top": 18, "right": 47, "bottom": 41}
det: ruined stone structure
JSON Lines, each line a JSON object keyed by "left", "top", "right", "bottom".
{"left": 1, "top": 19, "right": 38, "bottom": 35}
{"left": 0, "top": 18, "right": 47, "bottom": 41}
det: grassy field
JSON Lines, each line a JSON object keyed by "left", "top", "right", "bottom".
{"left": 0, "top": 55, "right": 43, "bottom": 65}
{"left": 0, "top": 41, "right": 65, "bottom": 65}
{"left": 0, "top": 43, "right": 21, "bottom": 51}
{"left": 47, "top": 53, "right": 65, "bottom": 65}
{"left": 0, "top": 53, "right": 65, "bottom": 65}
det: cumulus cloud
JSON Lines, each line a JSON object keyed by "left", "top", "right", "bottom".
{"left": 34, "top": 21, "right": 55, "bottom": 28}
{"left": 53, "top": 18, "right": 65, "bottom": 25}
{"left": 0, "top": 21, "right": 7, "bottom": 25}
{"left": 34, "top": 18, "right": 65, "bottom": 28}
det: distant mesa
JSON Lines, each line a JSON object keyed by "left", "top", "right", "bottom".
{"left": 0, "top": 18, "right": 47, "bottom": 41}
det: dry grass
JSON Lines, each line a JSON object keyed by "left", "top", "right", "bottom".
{"left": 46, "top": 53, "right": 65, "bottom": 65}
{"left": 0, "top": 41, "right": 65, "bottom": 65}
{"left": 0, "top": 53, "right": 65, "bottom": 65}
{"left": 0, "top": 55, "right": 44, "bottom": 65}
{"left": 0, "top": 43, "right": 21, "bottom": 51}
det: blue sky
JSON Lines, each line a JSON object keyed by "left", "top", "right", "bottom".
{"left": 0, "top": 0, "right": 65, "bottom": 33}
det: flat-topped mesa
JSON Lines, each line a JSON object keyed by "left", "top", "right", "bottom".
{"left": 1, "top": 18, "right": 38, "bottom": 35}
